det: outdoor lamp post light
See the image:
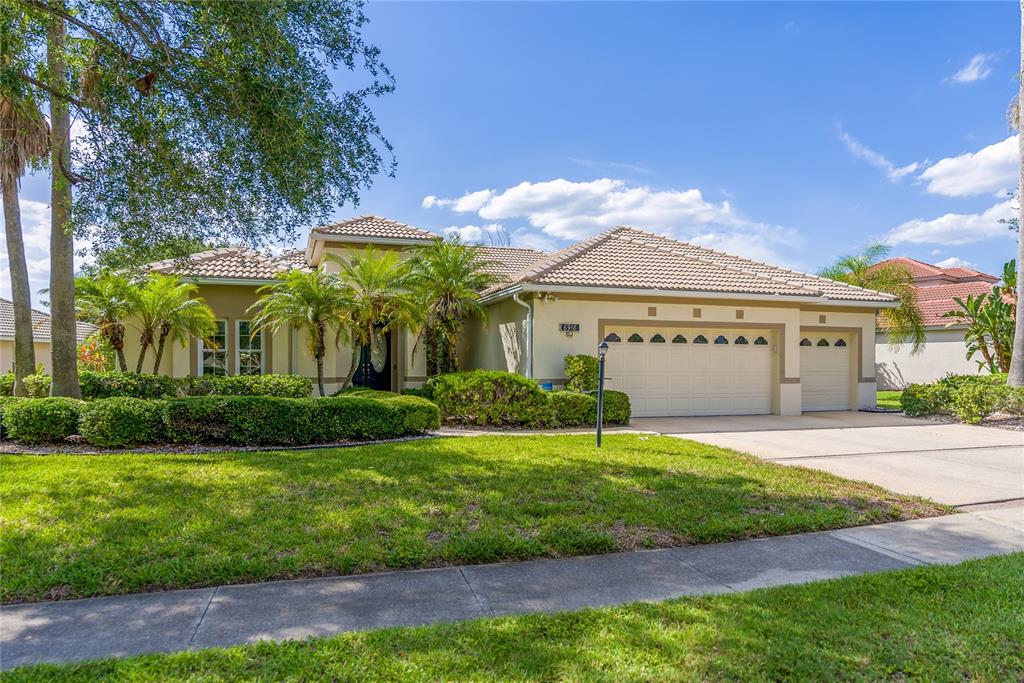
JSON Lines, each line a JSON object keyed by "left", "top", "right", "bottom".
{"left": 596, "top": 340, "right": 609, "bottom": 447}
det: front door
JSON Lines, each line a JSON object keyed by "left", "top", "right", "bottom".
{"left": 353, "top": 330, "right": 392, "bottom": 391}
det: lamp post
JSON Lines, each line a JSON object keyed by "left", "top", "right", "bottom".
{"left": 596, "top": 340, "right": 608, "bottom": 447}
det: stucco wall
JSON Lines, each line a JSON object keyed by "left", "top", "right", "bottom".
{"left": 875, "top": 327, "right": 987, "bottom": 389}
{"left": 0, "top": 341, "right": 51, "bottom": 374}
{"left": 463, "top": 298, "right": 528, "bottom": 376}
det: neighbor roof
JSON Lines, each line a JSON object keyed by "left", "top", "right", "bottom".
{"left": 911, "top": 281, "right": 996, "bottom": 327}
{"left": 0, "top": 298, "right": 96, "bottom": 342}
{"left": 483, "top": 227, "right": 897, "bottom": 303}
{"left": 147, "top": 247, "right": 305, "bottom": 281}
{"left": 312, "top": 215, "right": 440, "bottom": 242}
{"left": 872, "top": 257, "right": 997, "bottom": 285}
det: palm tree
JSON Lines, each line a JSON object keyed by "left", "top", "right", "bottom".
{"left": 131, "top": 273, "right": 216, "bottom": 374}
{"left": 1, "top": 94, "right": 49, "bottom": 395}
{"left": 818, "top": 243, "right": 926, "bottom": 353}
{"left": 248, "top": 268, "right": 349, "bottom": 396}
{"left": 1009, "top": 10, "right": 1024, "bottom": 386}
{"left": 74, "top": 271, "right": 138, "bottom": 372}
{"left": 406, "top": 238, "right": 499, "bottom": 375}
{"left": 328, "top": 247, "right": 418, "bottom": 387}
{"left": 943, "top": 293, "right": 1014, "bottom": 374}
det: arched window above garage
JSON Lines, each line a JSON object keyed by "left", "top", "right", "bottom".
{"left": 694, "top": 335, "right": 708, "bottom": 344}
{"left": 835, "top": 339, "right": 847, "bottom": 347}
{"left": 627, "top": 333, "right": 644, "bottom": 343}
{"left": 714, "top": 335, "right": 729, "bottom": 345}
{"left": 734, "top": 336, "right": 748, "bottom": 345}
{"left": 800, "top": 338, "right": 812, "bottom": 346}
{"left": 650, "top": 333, "right": 666, "bottom": 343}
{"left": 672, "top": 334, "right": 687, "bottom": 344}
{"left": 816, "top": 338, "right": 829, "bottom": 347}
{"left": 754, "top": 336, "right": 768, "bottom": 345}
{"left": 604, "top": 332, "right": 621, "bottom": 343}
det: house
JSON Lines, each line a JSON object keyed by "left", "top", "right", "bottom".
{"left": 873, "top": 257, "right": 999, "bottom": 390}
{"left": 129, "top": 216, "right": 897, "bottom": 416}
{"left": 0, "top": 298, "right": 97, "bottom": 374}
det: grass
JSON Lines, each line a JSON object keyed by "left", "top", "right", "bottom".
{"left": 0, "top": 434, "right": 947, "bottom": 603}
{"left": 877, "top": 390, "right": 903, "bottom": 410}
{"left": 5, "top": 553, "right": 1021, "bottom": 681}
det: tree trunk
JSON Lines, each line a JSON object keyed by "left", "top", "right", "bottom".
{"left": 315, "top": 354, "right": 325, "bottom": 397}
{"left": 110, "top": 322, "right": 127, "bottom": 372}
{"left": 115, "top": 346, "right": 127, "bottom": 372}
{"left": 343, "top": 339, "right": 361, "bottom": 388}
{"left": 1010, "top": 0, "right": 1024, "bottom": 386}
{"left": 152, "top": 331, "right": 168, "bottom": 375}
{"left": 135, "top": 336, "right": 149, "bottom": 374}
{"left": 2, "top": 175, "right": 37, "bottom": 395}
{"left": 46, "top": 16, "right": 80, "bottom": 398}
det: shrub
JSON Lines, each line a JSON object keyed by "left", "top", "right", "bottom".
{"left": 1002, "top": 387, "right": 1024, "bottom": 417}
{"left": 564, "top": 355, "right": 599, "bottom": 393}
{"left": 385, "top": 395, "right": 440, "bottom": 433}
{"left": 162, "top": 396, "right": 315, "bottom": 445}
{"left": 4, "top": 397, "right": 82, "bottom": 444}
{"left": 310, "top": 396, "right": 404, "bottom": 441}
{"left": 948, "top": 382, "right": 1010, "bottom": 425}
{"left": 600, "top": 390, "right": 631, "bottom": 425}
{"left": 22, "top": 373, "right": 51, "bottom": 398}
{"left": 550, "top": 390, "right": 595, "bottom": 426}
{"left": 0, "top": 396, "right": 27, "bottom": 439}
{"left": 399, "top": 387, "right": 428, "bottom": 399}
{"left": 79, "top": 371, "right": 179, "bottom": 399}
{"left": 79, "top": 398, "right": 164, "bottom": 447}
{"left": 178, "top": 374, "right": 311, "bottom": 398}
{"left": 900, "top": 383, "right": 942, "bottom": 416}
{"left": 426, "top": 370, "right": 553, "bottom": 428}
{"left": 0, "top": 373, "right": 13, "bottom": 396}
{"left": 331, "top": 387, "right": 397, "bottom": 399}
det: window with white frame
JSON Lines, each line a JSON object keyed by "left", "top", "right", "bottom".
{"left": 237, "top": 320, "right": 263, "bottom": 375}
{"left": 200, "top": 320, "right": 228, "bottom": 376}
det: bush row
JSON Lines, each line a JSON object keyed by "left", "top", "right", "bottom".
{"left": 423, "top": 370, "right": 631, "bottom": 428}
{"left": 0, "top": 371, "right": 312, "bottom": 400}
{"left": 901, "top": 374, "right": 1024, "bottom": 425}
{"left": 0, "top": 394, "right": 439, "bottom": 447}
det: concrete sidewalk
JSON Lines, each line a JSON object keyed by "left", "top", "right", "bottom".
{"left": 2, "top": 506, "right": 1022, "bottom": 670}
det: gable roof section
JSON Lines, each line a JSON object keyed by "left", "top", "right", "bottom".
{"left": 147, "top": 247, "right": 303, "bottom": 281}
{"left": 912, "top": 281, "right": 996, "bottom": 327}
{"left": 472, "top": 246, "right": 549, "bottom": 279}
{"left": 0, "top": 298, "right": 96, "bottom": 342}
{"left": 312, "top": 215, "right": 440, "bottom": 243}
{"left": 872, "top": 257, "right": 997, "bottom": 285}
{"left": 483, "top": 227, "right": 896, "bottom": 304}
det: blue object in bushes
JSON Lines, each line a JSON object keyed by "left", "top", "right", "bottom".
{"left": 540, "top": 382, "right": 553, "bottom": 391}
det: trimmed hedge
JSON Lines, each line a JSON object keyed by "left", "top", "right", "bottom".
{"left": 564, "top": 355, "right": 599, "bottom": 393}
{"left": 178, "top": 373, "right": 312, "bottom": 398}
{"left": 3, "top": 397, "right": 82, "bottom": 443}
{"left": 900, "top": 373, "right": 1021, "bottom": 425}
{"left": 387, "top": 395, "right": 441, "bottom": 433}
{"left": 22, "top": 373, "right": 51, "bottom": 398}
{"left": 0, "top": 396, "right": 26, "bottom": 439}
{"left": 162, "top": 396, "right": 316, "bottom": 446}
{"left": 0, "top": 373, "right": 13, "bottom": 396}
{"left": 311, "top": 396, "right": 404, "bottom": 441}
{"left": 427, "top": 370, "right": 554, "bottom": 427}
{"left": 79, "top": 398, "right": 164, "bottom": 447}
{"left": 79, "top": 371, "right": 178, "bottom": 399}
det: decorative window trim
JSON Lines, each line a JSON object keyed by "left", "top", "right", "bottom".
{"left": 816, "top": 338, "right": 829, "bottom": 347}
{"left": 713, "top": 335, "right": 729, "bottom": 345}
{"left": 604, "top": 332, "right": 622, "bottom": 343}
{"left": 693, "top": 334, "right": 708, "bottom": 344}
{"left": 627, "top": 333, "right": 645, "bottom": 343}
{"left": 672, "top": 334, "right": 687, "bottom": 344}
{"left": 734, "top": 336, "right": 748, "bottom": 345}
{"left": 199, "top": 319, "right": 228, "bottom": 376}
{"left": 799, "top": 338, "right": 812, "bottom": 347}
{"left": 753, "top": 336, "right": 768, "bottom": 346}
{"left": 650, "top": 333, "right": 666, "bottom": 343}
{"left": 236, "top": 319, "right": 265, "bottom": 376}
{"left": 835, "top": 338, "right": 847, "bottom": 347}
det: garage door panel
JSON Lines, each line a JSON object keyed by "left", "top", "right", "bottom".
{"left": 801, "top": 337, "right": 851, "bottom": 411}
{"left": 607, "top": 328, "right": 774, "bottom": 417}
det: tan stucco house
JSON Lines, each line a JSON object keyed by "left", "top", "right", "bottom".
{"left": 874, "top": 257, "right": 998, "bottom": 389}
{"left": 1, "top": 298, "right": 96, "bottom": 374}
{"left": 129, "top": 215, "right": 897, "bottom": 417}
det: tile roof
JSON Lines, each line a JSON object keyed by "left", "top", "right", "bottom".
{"left": 312, "top": 215, "right": 440, "bottom": 242}
{"left": 872, "top": 257, "right": 997, "bottom": 284}
{"left": 0, "top": 298, "right": 96, "bottom": 342}
{"left": 147, "top": 247, "right": 305, "bottom": 281}
{"left": 911, "top": 281, "right": 996, "bottom": 327}
{"left": 471, "top": 246, "right": 549, "bottom": 279}
{"left": 483, "top": 227, "right": 897, "bottom": 303}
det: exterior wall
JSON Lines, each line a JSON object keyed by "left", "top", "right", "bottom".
{"left": 875, "top": 327, "right": 987, "bottom": 389}
{"left": 469, "top": 293, "right": 880, "bottom": 415}
{"left": 0, "top": 340, "right": 52, "bottom": 374}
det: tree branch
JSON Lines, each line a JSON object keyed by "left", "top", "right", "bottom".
{"left": 18, "top": 0, "right": 144, "bottom": 64}
{"left": 19, "top": 73, "right": 95, "bottom": 112}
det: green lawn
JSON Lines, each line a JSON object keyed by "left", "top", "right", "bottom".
{"left": 877, "top": 390, "right": 903, "bottom": 410}
{"left": 5, "top": 553, "right": 1021, "bottom": 682}
{"left": 0, "top": 435, "right": 947, "bottom": 603}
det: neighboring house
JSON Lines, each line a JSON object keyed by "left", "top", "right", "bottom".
{"left": 129, "top": 215, "right": 897, "bottom": 416}
{"left": 874, "top": 257, "right": 999, "bottom": 390}
{"left": 0, "top": 298, "right": 96, "bottom": 374}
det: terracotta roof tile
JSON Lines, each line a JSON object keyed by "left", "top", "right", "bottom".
{"left": 313, "top": 215, "right": 439, "bottom": 242}
{"left": 471, "top": 246, "right": 548, "bottom": 280}
{"left": 0, "top": 298, "right": 96, "bottom": 343}
{"left": 147, "top": 247, "right": 299, "bottom": 281}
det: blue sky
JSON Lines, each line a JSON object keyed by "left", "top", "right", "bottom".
{"left": 6, "top": 1, "right": 1020, "bottom": 305}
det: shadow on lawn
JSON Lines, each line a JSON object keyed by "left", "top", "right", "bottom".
{"left": 0, "top": 435, "right": 947, "bottom": 602}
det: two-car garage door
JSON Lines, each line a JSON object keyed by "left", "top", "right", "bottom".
{"left": 603, "top": 328, "right": 774, "bottom": 418}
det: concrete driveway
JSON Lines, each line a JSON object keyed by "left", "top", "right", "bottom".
{"left": 631, "top": 412, "right": 1023, "bottom": 507}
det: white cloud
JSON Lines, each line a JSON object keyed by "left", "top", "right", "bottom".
{"left": 886, "top": 199, "right": 1014, "bottom": 245}
{"left": 947, "top": 54, "right": 994, "bottom": 84}
{"left": 422, "top": 189, "right": 495, "bottom": 212}
{"left": 933, "top": 256, "right": 977, "bottom": 269}
{"left": 837, "top": 125, "right": 919, "bottom": 182}
{"left": 917, "top": 135, "right": 1017, "bottom": 197}
{"left": 423, "top": 177, "right": 802, "bottom": 267}
{"left": 441, "top": 223, "right": 504, "bottom": 243}
{"left": 0, "top": 195, "right": 91, "bottom": 310}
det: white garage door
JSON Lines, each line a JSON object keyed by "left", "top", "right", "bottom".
{"left": 603, "top": 328, "right": 774, "bottom": 417}
{"left": 800, "top": 334, "right": 852, "bottom": 411}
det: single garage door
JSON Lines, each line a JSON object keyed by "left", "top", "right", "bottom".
{"left": 800, "top": 334, "right": 852, "bottom": 411}
{"left": 603, "top": 328, "right": 774, "bottom": 417}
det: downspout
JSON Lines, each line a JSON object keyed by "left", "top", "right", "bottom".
{"left": 512, "top": 291, "right": 533, "bottom": 378}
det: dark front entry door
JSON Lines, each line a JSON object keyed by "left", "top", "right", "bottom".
{"left": 353, "top": 330, "right": 392, "bottom": 391}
